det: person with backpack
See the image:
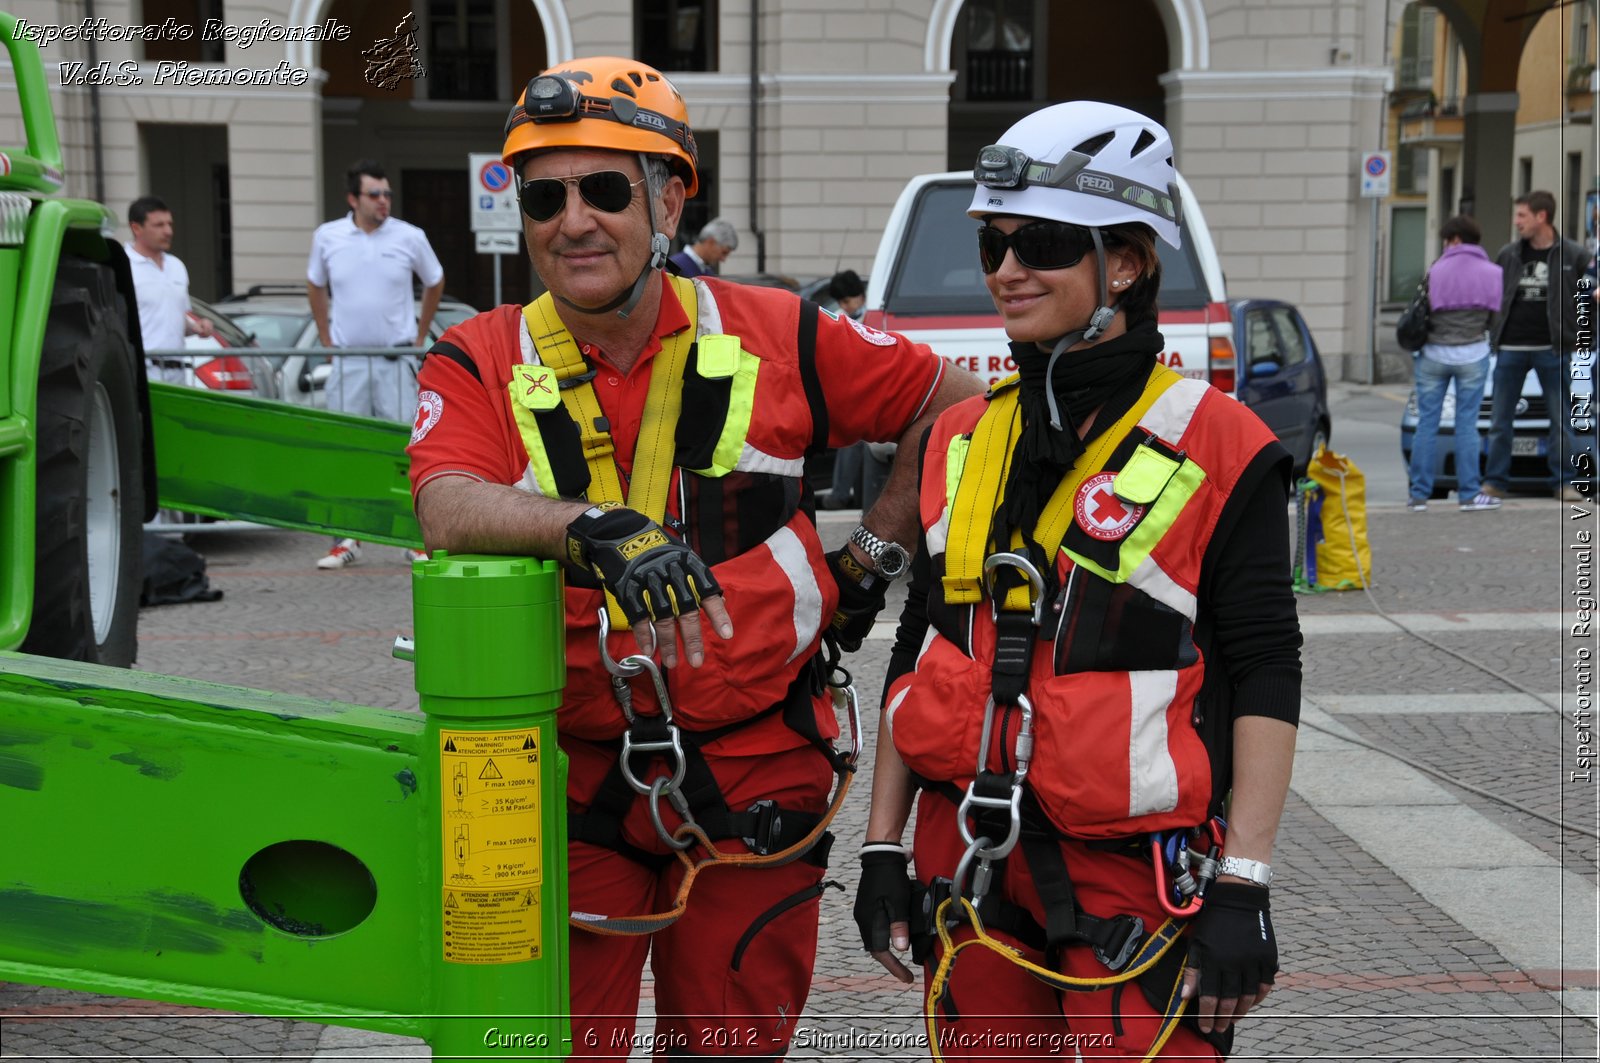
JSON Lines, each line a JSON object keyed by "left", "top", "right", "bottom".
{"left": 1406, "top": 214, "right": 1504, "bottom": 513}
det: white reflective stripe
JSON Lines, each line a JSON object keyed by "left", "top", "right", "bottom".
{"left": 512, "top": 462, "right": 546, "bottom": 497}
{"left": 884, "top": 684, "right": 911, "bottom": 742}
{"left": 768, "top": 525, "right": 824, "bottom": 663}
{"left": 693, "top": 277, "right": 723, "bottom": 336}
{"left": 926, "top": 501, "right": 951, "bottom": 557}
{"left": 1127, "top": 555, "right": 1197, "bottom": 621}
{"left": 1127, "top": 670, "right": 1180, "bottom": 818}
{"left": 914, "top": 624, "right": 938, "bottom": 664}
{"left": 1139, "top": 376, "right": 1207, "bottom": 442}
{"left": 734, "top": 442, "right": 805, "bottom": 478}
{"left": 518, "top": 315, "right": 539, "bottom": 364}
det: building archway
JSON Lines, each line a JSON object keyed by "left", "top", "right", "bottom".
{"left": 935, "top": 0, "right": 1183, "bottom": 170}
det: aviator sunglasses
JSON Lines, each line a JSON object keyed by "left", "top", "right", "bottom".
{"left": 519, "top": 170, "right": 646, "bottom": 222}
{"left": 977, "top": 220, "right": 1096, "bottom": 275}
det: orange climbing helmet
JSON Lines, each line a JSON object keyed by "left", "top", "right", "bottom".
{"left": 502, "top": 56, "right": 699, "bottom": 195}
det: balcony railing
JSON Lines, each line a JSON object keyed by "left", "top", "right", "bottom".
{"left": 966, "top": 50, "right": 1032, "bottom": 101}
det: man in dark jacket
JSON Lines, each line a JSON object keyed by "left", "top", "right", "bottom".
{"left": 1483, "top": 191, "right": 1594, "bottom": 500}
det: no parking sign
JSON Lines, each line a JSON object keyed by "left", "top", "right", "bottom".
{"left": 1360, "top": 151, "right": 1391, "bottom": 198}
{"left": 470, "top": 152, "right": 521, "bottom": 233}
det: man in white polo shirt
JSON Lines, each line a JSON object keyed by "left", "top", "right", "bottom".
{"left": 307, "top": 159, "right": 446, "bottom": 569}
{"left": 125, "top": 196, "right": 212, "bottom": 381}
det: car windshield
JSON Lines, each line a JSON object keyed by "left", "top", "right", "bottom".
{"left": 227, "top": 311, "right": 310, "bottom": 348}
{"left": 883, "top": 181, "right": 1212, "bottom": 315}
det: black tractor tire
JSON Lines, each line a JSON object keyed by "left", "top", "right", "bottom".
{"left": 20, "top": 255, "right": 144, "bottom": 666}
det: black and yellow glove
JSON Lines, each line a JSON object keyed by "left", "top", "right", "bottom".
{"left": 826, "top": 546, "right": 889, "bottom": 652}
{"left": 564, "top": 504, "right": 721, "bottom": 626}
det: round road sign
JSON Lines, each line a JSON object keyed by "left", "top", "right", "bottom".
{"left": 479, "top": 161, "right": 512, "bottom": 193}
{"left": 1365, "top": 155, "right": 1387, "bottom": 178}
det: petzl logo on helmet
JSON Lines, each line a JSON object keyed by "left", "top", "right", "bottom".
{"left": 1075, "top": 472, "right": 1146, "bottom": 541}
{"left": 1076, "top": 172, "right": 1115, "bottom": 195}
{"left": 634, "top": 111, "right": 667, "bottom": 131}
{"left": 988, "top": 196, "right": 1004, "bottom": 207}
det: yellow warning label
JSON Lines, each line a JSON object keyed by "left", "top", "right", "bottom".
{"left": 441, "top": 728, "right": 543, "bottom": 964}
{"left": 443, "top": 887, "right": 542, "bottom": 965}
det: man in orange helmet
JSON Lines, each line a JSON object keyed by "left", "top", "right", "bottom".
{"left": 407, "top": 56, "right": 981, "bottom": 1057}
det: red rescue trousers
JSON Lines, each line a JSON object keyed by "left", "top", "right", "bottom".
{"left": 565, "top": 738, "right": 832, "bottom": 1060}
{"left": 913, "top": 794, "right": 1220, "bottom": 1061}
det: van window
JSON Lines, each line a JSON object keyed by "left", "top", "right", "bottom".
{"left": 883, "top": 181, "right": 1213, "bottom": 316}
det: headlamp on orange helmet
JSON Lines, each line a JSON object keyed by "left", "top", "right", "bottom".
{"left": 502, "top": 58, "right": 699, "bottom": 196}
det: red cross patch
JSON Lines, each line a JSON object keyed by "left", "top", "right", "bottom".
{"left": 1075, "top": 472, "right": 1145, "bottom": 541}
{"left": 411, "top": 389, "right": 442, "bottom": 445}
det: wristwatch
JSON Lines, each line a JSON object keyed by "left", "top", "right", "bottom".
{"left": 848, "top": 525, "right": 911, "bottom": 580}
{"left": 1216, "top": 856, "right": 1273, "bottom": 887}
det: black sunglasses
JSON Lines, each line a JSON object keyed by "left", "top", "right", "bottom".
{"left": 519, "top": 170, "right": 644, "bottom": 222}
{"left": 977, "top": 221, "right": 1096, "bottom": 275}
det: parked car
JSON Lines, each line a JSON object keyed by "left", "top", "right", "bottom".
{"left": 153, "top": 295, "right": 278, "bottom": 399}
{"left": 1399, "top": 348, "right": 1595, "bottom": 497}
{"left": 214, "top": 286, "right": 478, "bottom": 408}
{"left": 1231, "top": 298, "right": 1332, "bottom": 474}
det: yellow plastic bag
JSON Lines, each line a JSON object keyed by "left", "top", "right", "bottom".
{"left": 1296, "top": 446, "right": 1372, "bottom": 591}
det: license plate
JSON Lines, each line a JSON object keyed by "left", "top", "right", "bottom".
{"left": 1511, "top": 437, "right": 1543, "bottom": 456}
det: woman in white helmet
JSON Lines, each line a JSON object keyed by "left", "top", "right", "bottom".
{"left": 852, "top": 102, "right": 1301, "bottom": 1059}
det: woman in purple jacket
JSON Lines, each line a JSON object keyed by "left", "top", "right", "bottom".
{"left": 1408, "top": 215, "right": 1505, "bottom": 512}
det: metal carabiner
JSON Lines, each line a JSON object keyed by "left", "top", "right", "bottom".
{"left": 982, "top": 551, "right": 1047, "bottom": 628}
{"left": 649, "top": 776, "right": 697, "bottom": 851}
{"left": 956, "top": 695, "right": 1034, "bottom": 862}
{"left": 829, "top": 678, "right": 864, "bottom": 765}
{"left": 950, "top": 833, "right": 998, "bottom": 910}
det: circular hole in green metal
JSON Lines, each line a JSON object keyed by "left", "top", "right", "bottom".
{"left": 238, "top": 841, "right": 377, "bottom": 938}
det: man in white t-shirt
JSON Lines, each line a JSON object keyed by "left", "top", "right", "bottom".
{"left": 307, "top": 159, "right": 446, "bottom": 569}
{"left": 125, "top": 196, "right": 212, "bottom": 382}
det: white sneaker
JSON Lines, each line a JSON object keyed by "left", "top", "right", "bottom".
{"left": 404, "top": 548, "right": 429, "bottom": 564}
{"left": 317, "top": 539, "right": 362, "bottom": 569}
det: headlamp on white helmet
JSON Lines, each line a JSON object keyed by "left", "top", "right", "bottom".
{"left": 968, "top": 101, "right": 1184, "bottom": 251}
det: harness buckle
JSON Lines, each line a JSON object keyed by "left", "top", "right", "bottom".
{"left": 741, "top": 800, "right": 784, "bottom": 856}
{"left": 1090, "top": 914, "right": 1146, "bottom": 972}
{"left": 983, "top": 551, "right": 1046, "bottom": 627}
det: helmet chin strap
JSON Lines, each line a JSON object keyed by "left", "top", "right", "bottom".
{"left": 1042, "top": 226, "right": 1118, "bottom": 431}
{"left": 554, "top": 153, "right": 672, "bottom": 320}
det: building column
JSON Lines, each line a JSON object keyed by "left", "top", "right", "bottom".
{"left": 1459, "top": 92, "right": 1518, "bottom": 246}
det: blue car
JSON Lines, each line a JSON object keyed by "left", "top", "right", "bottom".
{"left": 1231, "top": 298, "right": 1333, "bottom": 474}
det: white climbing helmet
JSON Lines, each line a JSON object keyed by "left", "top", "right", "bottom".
{"left": 967, "top": 100, "right": 1183, "bottom": 250}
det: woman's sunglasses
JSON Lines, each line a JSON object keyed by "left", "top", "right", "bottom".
{"left": 977, "top": 221, "right": 1096, "bottom": 275}
{"left": 519, "top": 170, "right": 645, "bottom": 222}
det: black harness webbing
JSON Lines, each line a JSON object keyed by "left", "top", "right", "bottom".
{"left": 569, "top": 656, "right": 846, "bottom": 867}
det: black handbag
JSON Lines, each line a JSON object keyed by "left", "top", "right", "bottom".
{"left": 1395, "top": 278, "right": 1431, "bottom": 350}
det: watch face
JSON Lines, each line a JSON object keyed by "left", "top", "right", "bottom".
{"left": 878, "top": 543, "right": 911, "bottom": 578}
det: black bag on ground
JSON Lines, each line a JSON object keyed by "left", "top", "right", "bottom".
{"left": 141, "top": 532, "right": 224, "bottom": 606}
{"left": 1395, "top": 279, "right": 1431, "bottom": 350}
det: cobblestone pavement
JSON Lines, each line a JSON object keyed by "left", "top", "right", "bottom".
{"left": 2, "top": 494, "right": 1597, "bottom": 1060}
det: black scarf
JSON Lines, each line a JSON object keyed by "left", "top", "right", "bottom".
{"left": 994, "top": 318, "right": 1165, "bottom": 565}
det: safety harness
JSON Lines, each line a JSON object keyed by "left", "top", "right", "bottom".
{"left": 923, "top": 362, "right": 1219, "bottom": 1061}
{"left": 508, "top": 278, "right": 859, "bottom": 934}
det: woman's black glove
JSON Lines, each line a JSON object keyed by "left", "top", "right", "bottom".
{"left": 1186, "top": 881, "right": 1277, "bottom": 1001}
{"left": 826, "top": 547, "right": 888, "bottom": 652}
{"left": 853, "top": 848, "right": 913, "bottom": 952}
{"left": 565, "top": 504, "right": 720, "bottom": 625}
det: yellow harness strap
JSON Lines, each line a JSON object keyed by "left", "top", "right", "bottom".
{"left": 521, "top": 275, "right": 700, "bottom": 626}
{"left": 943, "top": 365, "right": 1182, "bottom": 612}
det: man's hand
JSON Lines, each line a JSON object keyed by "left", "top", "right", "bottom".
{"left": 565, "top": 504, "right": 732, "bottom": 667}
{"left": 1182, "top": 881, "right": 1276, "bottom": 1034}
{"left": 853, "top": 846, "right": 915, "bottom": 984}
{"left": 826, "top": 547, "right": 889, "bottom": 652}
{"left": 191, "top": 316, "right": 214, "bottom": 339}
